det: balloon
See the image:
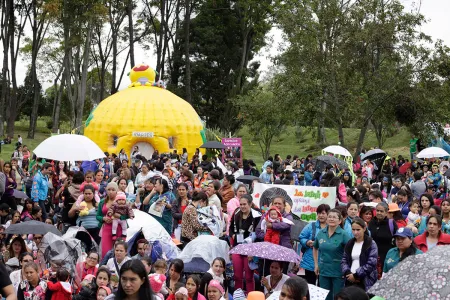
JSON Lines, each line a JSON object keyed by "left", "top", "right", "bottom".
{"left": 84, "top": 64, "right": 206, "bottom": 159}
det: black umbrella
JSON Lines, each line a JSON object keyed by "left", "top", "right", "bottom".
{"left": 312, "top": 155, "right": 348, "bottom": 172}
{"left": 361, "top": 149, "right": 387, "bottom": 171}
{"left": 236, "top": 175, "right": 260, "bottom": 184}
{"left": 13, "top": 190, "right": 28, "bottom": 199}
{"left": 6, "top": 220, "right": 62, "bottom": 236}
{"left": 290, "top": 214, "right": 308, "bottom": 242}
{"left": 184, "top": 257, "right": 210, "bottom": 274}
{"left": 199, "top": 141, "right": 226, "bottom": 149}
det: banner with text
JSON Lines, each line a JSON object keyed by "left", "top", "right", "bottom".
{"left": 252, "top": 183, "right": 336, "bottom": 222}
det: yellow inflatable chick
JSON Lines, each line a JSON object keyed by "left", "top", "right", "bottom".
{"left": 79, "top": 201, "right": 89, "bottom": 217}
{"left": 128, "top": 64, "right": 156, "bottom": 87}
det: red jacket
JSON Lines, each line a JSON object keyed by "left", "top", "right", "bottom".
{"left": 414, "top": 231, "right": 450, "bottom": 253}
{"left": 47, "top": 281, "right": 72, "bottom": 300}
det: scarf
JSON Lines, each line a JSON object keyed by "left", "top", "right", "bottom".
{"left": 207, "top": 268, "right": 224, "bottom": 284}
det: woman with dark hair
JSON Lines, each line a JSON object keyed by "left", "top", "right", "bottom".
{"left": 17, "top": 261, "right": 47, "bottom": 300}
{"left": 200, "top": 257, "right": 228, "bottom": 297}
{"left": 313, "top": 209, "right": 351, "bottom": 300}
{"left": 181, "top": 148, "right": 188, "bottom": 165}
{"left": 69, "top": 184, "right": 100, "bottom": 243}
{"left": 230, "top": 194, "right": 261, "bottom": 292}
{"left": 167, "top": 259, "right": 185, "bottom": 294}
{"left": 2, "top": 161, "right": 17, "bottom": 210}
{"left": 181, "top": 191, "right": 209, "bottom": 243}
{"left": 29, "top": 206, "right": 42, "bottom": 222}
{"left": 414, "top": 214, "right": 450, "bottom": 253}
{"left": 113, "top": 157, "right": 122, "bottom": 174}
{"left": 109, "top": 259, "right": 154, "bottom": 300}
{"left": 299, "top": 204, "right": 330, "bottom": 284}
{"left": 358, "top": 206, "right": 373, "bottom": 225}
{"left": 10, "top": 252, "right": 34, "bottom": 291}
{"left": 186, "top": 275, "right": 206, "bottom": 300}
{"left": 311, "top": 172, "right": 321, "bottom": 187}
{"left": 341, "top": 172, "right": 352, "bottom": 189}
{"left": 356, "top": 185, "right": 368, "bottom": 203}
{"left": 172, "top": 183, "right": 190, "bottom": 238}
{"left": 335, "top": 286, "right": 369, "bottom": 300}
{"left": 148, "top": 178, "right": 176, "bottom": 234}
{"left": 368, "top": 202, "right": 398, "bottom": 279}
{"left": 21, "top": 199, "right": 34, "bottom": 221}
{"left": 417, "top": 193, "right": 435, "bottom": 234}
{"left": 346, "top": 188, "right": 361, "bottom": 204}
{"left": 383, "top": 227, "right": 422, "bottom": 274}
{"left": 7, "top": 236, "right": 28, "bottom": 263}
{"left": 261, "top": 261, "right": 289, "bottom": 297}
{"left": 279, "top": 276, "right": 310, "bottom": 300}
{"left": 179, "top": 169, "right": 194, "bottom": 193}
{"left": 106, "top": 240, "right": 131, "bottom": 279}
{"left": 134, "top": 163, "right": 152, "bottom": 189}
{"left": 341, "top": 217, "right": 378, "bottom": 291}
{"left": 118, "top": 149, "right": 128, "bottom": 165}
{"left": 440, "top": 198, "right": 450, "bottom": 234}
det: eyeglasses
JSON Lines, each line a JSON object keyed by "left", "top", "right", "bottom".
{"left": 327, "top": 216, "right": 339, "bottom": 220}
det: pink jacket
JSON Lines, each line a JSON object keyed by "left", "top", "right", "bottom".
{"left": 338, "top": 183, "right": 347, "bottom": 203}
{"left": 226, "top": 197, "right": 241, "bottom": 234}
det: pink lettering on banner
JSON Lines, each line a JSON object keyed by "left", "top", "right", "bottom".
{"left": 302, "top": 205, "right": 317, "bottom": 213}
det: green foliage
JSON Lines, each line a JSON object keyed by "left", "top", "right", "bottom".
{"left": 233, "top": 84, "right": 291, "bottom": 160}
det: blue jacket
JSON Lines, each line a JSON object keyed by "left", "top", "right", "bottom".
{"left": 31, "top": 170, "right": 48, "bottom": 202}
{"left": 299, "top": 221, "right": 321, "bottom": 271}
{"left": 304, "top": 171, "right": 313, "bottom": 186}
{"left": 341, "top": 235, "right": 378, "bottom": 291}
{"left": 344, "top": 218, "right": 353, "bottom": 237}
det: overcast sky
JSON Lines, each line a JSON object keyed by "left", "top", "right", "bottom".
{"left": 3, "top": 0, "right": 450, "bottom": 91}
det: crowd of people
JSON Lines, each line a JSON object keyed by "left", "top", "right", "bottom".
{"left": 0, "top": 140, "right": 448, "bottom": 300}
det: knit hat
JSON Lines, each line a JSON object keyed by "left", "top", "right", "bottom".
{"left": 175, "top": 287, "right": 189, "bottom": 296}
{"left": 97, "top": 286, "right": 112, "bottom": 296}
{"left": 149, "top": 274, "right": 166, "bottom": 293}
{"left": 233, "top": 289, "right": 246, "bottom": 300}
{"left": 208, "top": 280, "right": 224, "bottom": 295}
{"left": 116, "top": 192, "right": 126, "bottom": 201}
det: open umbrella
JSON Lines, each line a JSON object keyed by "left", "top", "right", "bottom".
{"left": 368, "top": 245, "right": 450, "bottom": 299}
{"left": 199, "top": 141, "right": 226, "bottom": 149}
{"left": 361, "top": 149, "right": 387, "bottom": 170}
{"left": 13, "top": 190, "right": 28, "bottom": 199}
{"left": 416, "top": 147, "right": 450, "bottom": 159}
{"left": 259, "top": 187, "right": 293, "bottom": 210}
{"left": 323, "top": 145, "right": 352, "bottom": 157}
{"left": 33, "top": 134, "right": 105, "bottom": 161}
{"left": 313, "top": 155, "right": 348, "bottom": 172}
{"left": 399, "top": 162, "right": 412, "bottom": 174}
{"left": 236, "top": 175, "right": 260, "bottom": 184}
{"left": 178, "top": 235, "right": 230, "bottom": 265}
{"left": 6, "top": 220, "right": 62, "bottom": 236}
{"left": 63, "top": 226, "right": 98, "bottom": 253}
{"left": 229, "top": 242, "right": 300, "bottom": 263}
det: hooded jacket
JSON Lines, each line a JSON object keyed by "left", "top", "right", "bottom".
{"left": 256, "top": 210, "right": 293, "bottom": 248}
{"left": 341, "top": 235, "right": 378, "bottom": 291}
{"left": 47, "top": 281, "right": 72, "bottom": 300}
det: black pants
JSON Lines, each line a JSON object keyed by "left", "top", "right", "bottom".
{"left": 301, "top": 269, "right": 317, "bottom": 285}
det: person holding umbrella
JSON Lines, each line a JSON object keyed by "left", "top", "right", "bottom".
{"left": 230, "top": 194, "right": 261, "bottom": 293}
{"left": 313, "top": 209, "right": 351, "bottom": 300}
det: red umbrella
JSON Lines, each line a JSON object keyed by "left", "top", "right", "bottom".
{"left": 399, "top": 162, "right": 412, "bottom": 174}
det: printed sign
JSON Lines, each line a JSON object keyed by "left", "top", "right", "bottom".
{"left": 252, "top": 183, "right": 336, "bottom": 222}
{"left": 132, "top": 131, "right": 154, "bottom": 138}
{"left": 222, "top": 138, "right": 242, "bottom": 165}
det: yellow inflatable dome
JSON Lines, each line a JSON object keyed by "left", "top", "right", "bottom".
{"left": 84, "top": 64, "right": 206, "bottom": 159}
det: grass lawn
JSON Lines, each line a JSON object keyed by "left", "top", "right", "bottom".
{"left": 238, "top": 126, "right": 411, "bottom": 166}
{"left": 1, "top": 120, "right": 411, "bottom": 169}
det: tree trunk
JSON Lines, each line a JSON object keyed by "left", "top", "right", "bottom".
{"left": 52, "top": 75, "right": 65, "bottom": 133}
{"left": 74, "top": 21, "right": 93, "bottom": 133}
{"left": 27, "top": 0, "right": 42, "bottom": 139}
{"left": 316, "top": 98, "right": 327, "bottom": 145}
{"left": 0, "top": 0, "right": 12, "bottom": 137}
{"left": 354, "top": 117, "right": 370, "bottom": 158}
{"left": 127, "top": 0, "right": 135, "bottom": 68}
{"left": 183, "top": 0, "right": 191, "bottom": 103}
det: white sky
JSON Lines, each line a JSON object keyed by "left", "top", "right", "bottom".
{"left": 3, "top": 0, "right": 450, "bottom": 91}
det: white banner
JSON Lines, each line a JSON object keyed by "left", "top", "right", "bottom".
{"left": 252, "top": 183, "right": 336, "bottom": 222}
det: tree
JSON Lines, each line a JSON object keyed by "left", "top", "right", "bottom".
{"left": 234, "top": 84, "right": 290, "bottom": 160}
{"left": 275, "top": 0, "right": 357, "bottom": 146}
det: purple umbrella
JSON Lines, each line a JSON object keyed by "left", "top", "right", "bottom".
{"left": 229, "top": 242, "right": 300, "bottom": 263}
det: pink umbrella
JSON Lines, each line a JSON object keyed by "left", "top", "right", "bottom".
{"left": 229, "top": 242, "right": 300, "bottom": 263}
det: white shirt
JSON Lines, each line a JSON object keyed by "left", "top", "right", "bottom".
{"left": 10, "top": 269, "right": 22, "bottom": 291}
{"left": 106, "top": 256, "right": 131, "bottom": 277}
{"left": 350, "top": 241, "right": 364, "bottom": 273}
{"left": 263, "top": 274, "right": 289, "bottom": 295}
